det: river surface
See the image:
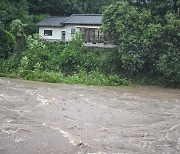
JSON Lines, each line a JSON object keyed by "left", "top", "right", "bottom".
{"left": 0, "top": 77, "right": 180, "bottom": 154}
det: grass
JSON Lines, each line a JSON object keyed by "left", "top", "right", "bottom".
{"left": 1, "top": 70, "right": 131, "bottom": 87}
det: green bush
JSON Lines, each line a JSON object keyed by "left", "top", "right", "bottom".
{"left": 19, "top": 34, "right": 56, "bottom": 72}
{"left": 65, "top": 70, "right": 131, "bottom": 86}
{"left": 24, "top": 71, "right": 63, "bottom": 83}
{"left": 0, "top": 26, "right": 15, "bottom": 59}
{"left": 59, "top": 33, "right": 84, "bottom": 73}
{"left": 157, "top": 52, "right": 180, "bottom": 87}
{"left": 102, "top": 2, "right": 180, "bottom": 87}
{"left": 0, "top": 54, "right": 18, "bottom": 74}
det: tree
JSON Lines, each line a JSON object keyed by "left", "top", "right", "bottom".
{"left": 102, "top": 1, "right": 180, "bottom": 86}
{"left": 102, "top": 1, "right": 152, "bottom": 74}
{"left": 10, "top": 20, "right": 27, "bottom": 57}
{"left": 0, "top": 26, "right": 15, "bottom": 59}
{"left": 0, "top": 0, "right": 29, "bottom": 28}
{"left": 27, "top": 0, "right": 121, "bottom": 15}
{"left": 128, "top": 0, "right": 180, "bottom": 15}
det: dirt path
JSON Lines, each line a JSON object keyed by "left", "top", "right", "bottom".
{"left": 0, "top": 77, "right": 180, "bottom": 154}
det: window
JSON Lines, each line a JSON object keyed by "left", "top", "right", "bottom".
{"left": 44, "top": 30, "right": 52, "bottom": 36}
{"left": 62, "top": 31, "right": 66, "bottom": 35}
{"left": 71, "top": 28, "right": 75, "bottom": 34}
{"left": 61, "top": 31, "right": 66, "bottom": 42}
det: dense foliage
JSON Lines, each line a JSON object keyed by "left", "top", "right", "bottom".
{"left": 0, "top": 0, "right": 179, "bottom": 87}
{"left": 0, "top": 25, "right": 15, "bottom": 59}
{"left": 0, "top": 34, "right": 130, "bottom": 86}
{"left": 102, "top": 1, "right": 180, "bottom": 87}
{"left": 27, "top": 0, "right": 119, "bottom": 15}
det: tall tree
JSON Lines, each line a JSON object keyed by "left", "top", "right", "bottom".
{"left": 0, "top": 26, "right": 15, "bottom": 59}
{"left": 102, "top": 0, "right": 180, "bottom": 85}
{"left": 129, "top": 0, "right": 180, "bottom": 15}
{"left": 27, "top": 0, "right": 121, "bottom": 15}
{"left": 0, "top": 0, "right": 29, "bottom": 28}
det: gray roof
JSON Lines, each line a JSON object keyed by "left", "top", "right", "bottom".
{"left": 36, "top": 14, "right": 102, "bottom": 27}
{"left": 36, "top": 17, "right": 68, "bottom": 27}
{"left": 64, "top": 14, "right": 102, "bottom": 25}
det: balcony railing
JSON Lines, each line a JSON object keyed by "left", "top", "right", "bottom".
{"left": 81, "top": 34, "right": 118, "bottom": 45}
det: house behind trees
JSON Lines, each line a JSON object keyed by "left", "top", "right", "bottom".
{"left": 36, "top": 14, "right": 113, "bottom": 48}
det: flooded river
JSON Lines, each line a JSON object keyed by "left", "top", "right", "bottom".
{"left": 0, "top": 77, "right": 180, "bottom": 154}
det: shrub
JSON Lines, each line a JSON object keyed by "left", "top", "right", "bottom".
{"left": 65, "top": 70, "right": 131, "bottom": 86}
{"left": 59, "top": 33, "right": 84, "bottom": 73}
{"left": 24, "top": 71, "right": 63, "bottom": 83}
{"left": 0, "top": 26, "right": 15, "bottom": 59}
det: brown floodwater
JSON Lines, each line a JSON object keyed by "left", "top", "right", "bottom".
{"left": 0, "top": 77, "right": 180, "bottom": 154}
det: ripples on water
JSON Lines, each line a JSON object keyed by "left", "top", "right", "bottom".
{"left": 0, "top": 78, "right": 180, "bottom": 154}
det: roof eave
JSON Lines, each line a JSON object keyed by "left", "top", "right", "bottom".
{"left": 63, "top": 23, "right": 102, "bottom": 26}
{"left": 36, "top": 24, "right": 63, "bottom": 27}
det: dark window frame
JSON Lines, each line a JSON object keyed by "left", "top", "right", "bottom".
{"left": 44, "top": 30, "right": 52, "bottom": 36}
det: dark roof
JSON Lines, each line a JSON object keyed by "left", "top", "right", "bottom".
{"left": 63, "top": 14, "right": 102, "bottom": 25}
{"left": 36, "top": 16, "right": 68, "bottom": 27}
{"left": 36, "top": 14, "right": 102, "bottom": 27}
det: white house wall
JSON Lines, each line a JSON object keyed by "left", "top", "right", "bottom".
{"left": 63, "top": 25, "right": 80, "bottom": 41}
{"left": 39, "top": 25, "right": 79, "bottom": 42}
{"left": 39, "top": 27, "right": 61, "bottom": 40}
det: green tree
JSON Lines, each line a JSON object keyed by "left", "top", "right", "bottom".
{"left": 10, "top": 19, "right": 27, "bottom": 57}
{"left": 27, "top": 0, "right": 121, "bottom": 15}
{"left": 0, "top": 26, "right": 15, "bottom": 59}
{"left": 59, "top": 33, "right": 84, "bottom": 73}
{"left": 103, "top": 1, "right": 152, "bottom": 74}
{"left": 131, "top": 0, "right": 180, "bottom": 14}
{"left": 0, "top": 0, "right": 29, "bottom": 28}
{"left": 102, "top": 1, "right": 180, "bottom": 86}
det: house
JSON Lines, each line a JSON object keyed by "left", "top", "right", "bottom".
{"left": 36, "top": 14, "right": 113, "bottom": 48}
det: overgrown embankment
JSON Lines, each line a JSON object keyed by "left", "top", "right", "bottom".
{"left": 0, "top": 0, "right": 179, "bottom": 88}
{"left": 0, "top": 32, "right": 179, "bottom": 87}
{"left": 0, "top": 34, "right": 131, "bottom": 87}
{"left": 1, "top": 32, "right": 180, "bottom": 87}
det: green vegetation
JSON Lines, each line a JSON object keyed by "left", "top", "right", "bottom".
{"left": 0, "top": 34, "right": 130, "bottom": 86}
{"left": 0, "top": 0, "right": 179, "bottom": 87}
{"left": 102, "top": 1, "right": 180, "bottom": 87}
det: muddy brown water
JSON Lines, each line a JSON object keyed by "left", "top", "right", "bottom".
{"left": 0, "top": 77, "right": 180, "bottom": 154}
